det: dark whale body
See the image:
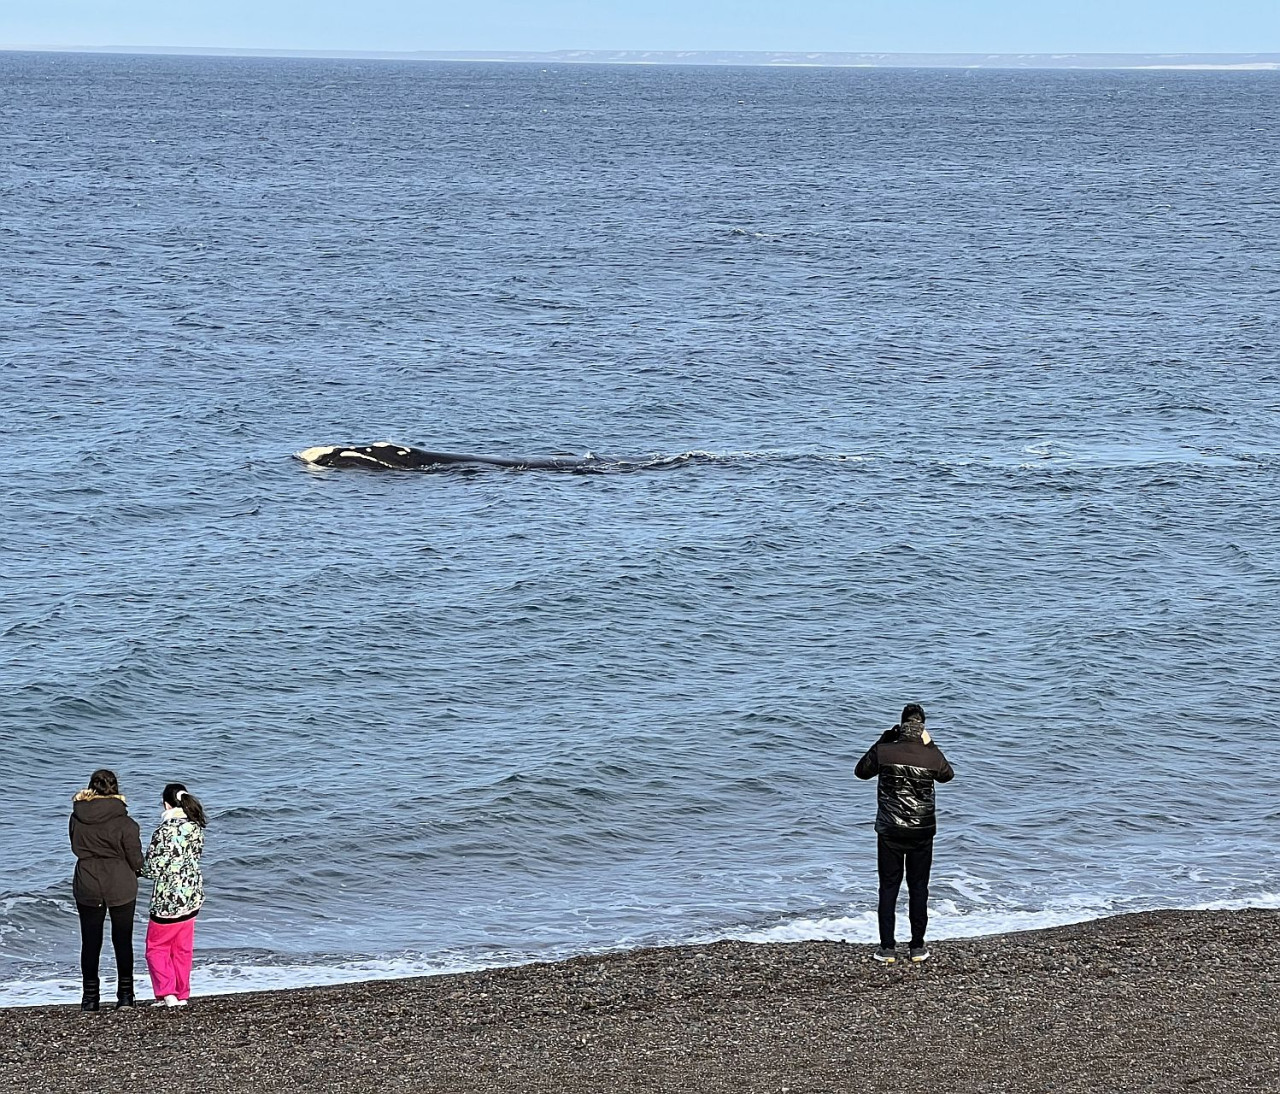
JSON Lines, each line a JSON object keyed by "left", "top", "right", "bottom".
{"left": 296, "top": 443, "right": 603, "bottom": 472}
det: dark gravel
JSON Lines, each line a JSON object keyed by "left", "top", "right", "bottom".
{"left": 3, "top": 909, "right": 1277, "bottom": 1093}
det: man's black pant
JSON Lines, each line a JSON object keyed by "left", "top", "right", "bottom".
{"left": 877, "top": 833, "right": 933, "bottom": 948}
{"left": 77, "top": 900, "right": 135, "bottom": 995}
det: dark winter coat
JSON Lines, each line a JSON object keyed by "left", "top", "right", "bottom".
{"left": 69, "top": 793, "right": 144, "bottom": 907}
{"left": 855, "top": 720, "right": 955, "bottom": 838}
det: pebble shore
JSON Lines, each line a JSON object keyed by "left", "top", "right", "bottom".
{"left": 2, "top": 909, "right": 1276, "bottom": 1094}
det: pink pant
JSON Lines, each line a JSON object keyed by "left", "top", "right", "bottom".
{"left": 145, "top": 917, "right": 195, "bottom": 1000}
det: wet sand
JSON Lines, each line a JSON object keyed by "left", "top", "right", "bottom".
{"left": 2, "top": 909, "right": 1276, "bottom": 1094}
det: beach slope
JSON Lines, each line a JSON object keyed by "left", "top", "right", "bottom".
{"left": 2, "top": 909, "right": 1276, "bottom": 1093}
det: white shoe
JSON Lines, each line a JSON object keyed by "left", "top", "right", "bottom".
{"left": 172, "top": 998, "right": 188, "bottom": 1007}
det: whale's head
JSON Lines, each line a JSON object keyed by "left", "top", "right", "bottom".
{"left": 295, "top": 445, "right": 385, "bottom": 468}
{"left": 295, "top": 443, "right": 411, "bottom": 470}
{"left": 295, "top": 446, "right": 339, "bottom": 466}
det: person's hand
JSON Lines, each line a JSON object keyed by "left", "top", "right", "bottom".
{"left": 922, "top": 729, "right": 932, "bottom": 745}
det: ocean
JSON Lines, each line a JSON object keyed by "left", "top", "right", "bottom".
{"left": 2, "top": 51, "right": 1278, "bottom": 1006}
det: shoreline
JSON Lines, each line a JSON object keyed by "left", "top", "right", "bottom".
{"left": 3, "top": 897, "right": 1264, "bottom": 1010}
{"left": 2, "top": 907, "right": 1277, "bottom": 1093}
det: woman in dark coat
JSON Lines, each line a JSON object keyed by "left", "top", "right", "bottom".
{"left": 69, "top": 769, "right": 144, "bottom": 1010}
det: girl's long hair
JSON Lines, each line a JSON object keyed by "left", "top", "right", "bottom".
{"left": 163, "top": 782, "right": 209, "bottom": 829}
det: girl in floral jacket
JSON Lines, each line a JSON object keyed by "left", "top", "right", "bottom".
{"left": 140, "top": 782, "right": 208, "bottom": 1007}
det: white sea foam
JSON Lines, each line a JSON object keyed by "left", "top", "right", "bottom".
{"left": 721, "top": 899, "right": 1120, "bottom": 945}
{"left": 0, "top": 953, "right": 519, "bottom": 1009}
{"left": 1191, "top": 892, "right": 1280, "bottom": 911}
{"left": 721, "top": 891, "right": 1280, "bottom": 946}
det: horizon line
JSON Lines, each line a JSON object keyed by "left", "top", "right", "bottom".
{"left": 4, "top": 45, "right": 1280, "bottom": 71}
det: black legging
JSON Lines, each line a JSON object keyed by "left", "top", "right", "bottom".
{"left": 77, "top": 900, "right": 135, "bottom": 994}
{"left": 877, "top": 834, "right": 934, "bottom": 948}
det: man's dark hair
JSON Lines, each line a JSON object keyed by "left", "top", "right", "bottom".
{"left": 901, "top": 703, "right": 926, "bottom": 724}
{"left": 88, "top": 769, "right": 120, "bottom": 796}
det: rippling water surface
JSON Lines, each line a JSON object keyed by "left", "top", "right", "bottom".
{"left": 2, "top": 52, "right": 1279, "bottom": 1005}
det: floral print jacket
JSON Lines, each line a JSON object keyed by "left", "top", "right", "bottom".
{"left": 140, "top": 810, "right": 205, "bottom": 920}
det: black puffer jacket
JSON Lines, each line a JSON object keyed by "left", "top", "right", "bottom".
{"left": 69, "top": 794, "right": 143, "bottom": 907}
{"left": 855, "top": 720, "right": 954, "bottom": 837}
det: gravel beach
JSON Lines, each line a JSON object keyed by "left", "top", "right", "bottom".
{"left": 3, "top": 909, "right": 1276, "bottom": 1094}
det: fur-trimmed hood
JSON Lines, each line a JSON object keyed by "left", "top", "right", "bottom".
{"left": 72, "top": 789, "right": 127, "bottom": 804}
{"left": 71, "top": 793, "right": 130, "bottom": 826}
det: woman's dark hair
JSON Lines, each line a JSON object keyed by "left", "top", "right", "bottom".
{"left": 901, "top": 703, "right": 927, "bottom": 724}
{"left": 88, "top": 769, "right": 120, "bottom": 797}
{"left": 163, "top": 782, "right": 209, "bottom": 829}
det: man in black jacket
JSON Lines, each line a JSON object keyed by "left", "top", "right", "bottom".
{"left": 855, "top": 703, "right": 954, "bottom": 964}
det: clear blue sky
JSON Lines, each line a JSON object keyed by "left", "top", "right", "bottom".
{"left": 2, "top": 1, "right": 1277, "bottom": 54}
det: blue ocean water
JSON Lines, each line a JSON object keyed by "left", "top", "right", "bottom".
{"left": 2, "top": 52, "right": 1279, "bottom": 1005}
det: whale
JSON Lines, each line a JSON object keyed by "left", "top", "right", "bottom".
{"left": 295, "top": 443, "right": 604, "bottom": 472}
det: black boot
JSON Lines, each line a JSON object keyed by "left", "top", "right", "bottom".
{"left": 115, "top": 979, "right": 135, "bottom": 1009}
{"left": 81, "top": 980, "right": 100, "bottom": 1012}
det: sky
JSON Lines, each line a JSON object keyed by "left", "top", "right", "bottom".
{"left": 1, "top": 1, "right": 1277, "bottom": 54}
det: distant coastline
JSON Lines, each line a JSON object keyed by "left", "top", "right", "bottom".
{"left": 4, "top": 46, "right": 1280, "bottom": 70}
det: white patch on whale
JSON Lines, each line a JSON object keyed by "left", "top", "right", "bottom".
{"left": 296, "top": 446, "right": 339, "bottom": 464}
